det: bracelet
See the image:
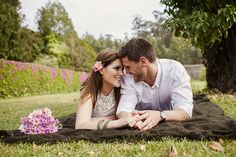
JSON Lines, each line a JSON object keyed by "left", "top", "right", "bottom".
{"left": 103, "top": 120, "right": 111, "bottom": 130}
{"left": 97, "top": 120, "right": 105, "bottom": 130}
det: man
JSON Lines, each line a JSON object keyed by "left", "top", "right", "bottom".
{"left": 116, "top": 37, "right": 193, "bottom": 131}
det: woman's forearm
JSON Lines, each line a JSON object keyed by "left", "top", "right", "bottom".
{"left": 75, "top": 116, "right": 127, "bottom": 130}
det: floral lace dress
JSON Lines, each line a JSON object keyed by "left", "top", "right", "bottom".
{"left": 92, "top": 89, "right": 116, "bottom": 117}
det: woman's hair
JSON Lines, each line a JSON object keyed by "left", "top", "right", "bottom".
{"left": 79, "top": 49, "right": 121, "bottom": 107}
{"left": 118, "top": 37, "right": 156, "bottom": 63}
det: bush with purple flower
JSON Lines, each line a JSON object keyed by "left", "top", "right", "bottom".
{"left": 19, "top": 108, "right": 62, "bottom": 134}
{"left": 0, "top": 59, "right": 82, "bottom": 98}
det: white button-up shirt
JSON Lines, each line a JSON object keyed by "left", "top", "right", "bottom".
{"left": 117, "top": 59, "right": 193, "bottom": 117}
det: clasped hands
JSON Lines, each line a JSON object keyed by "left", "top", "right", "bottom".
{"left": 126, "top": 110, "right": 162, "bottom": 131}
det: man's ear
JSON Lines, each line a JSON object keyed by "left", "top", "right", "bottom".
{"left": 140, "top": 56, "right": 148, "bottom": 66}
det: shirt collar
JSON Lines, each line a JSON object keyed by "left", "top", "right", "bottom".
{"left": 154, "top": 58, "right": 161, "bottom": 88}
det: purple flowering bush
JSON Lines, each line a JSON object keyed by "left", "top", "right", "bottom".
{"left": 19, "top": 108, "right": 62, "bottom": 134}
{"left": 0, "top": 59, "right": 85, "bottom": 98}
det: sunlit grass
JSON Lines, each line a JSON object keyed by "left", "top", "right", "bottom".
{"left": 190, "top": 80, "right": 207, "bottom": 93}
{"left": 1, "top": 138, "right": 236, "bottom": 156}
{"left": 0, "top": 81, "right": 236, "bottom": 157}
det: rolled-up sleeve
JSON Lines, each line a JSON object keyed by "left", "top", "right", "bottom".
{"left": 171, "top": 63, "right": 193, "bottom": 117}
{"left": 116, "top": 76, "right": 138, "bottom": 115}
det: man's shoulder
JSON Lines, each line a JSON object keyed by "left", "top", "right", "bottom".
{"left": 159, "top": 59, "right": 183, "bottom": 67}
{"left": 159, "top": 59, "right": 187, "bottom": 79}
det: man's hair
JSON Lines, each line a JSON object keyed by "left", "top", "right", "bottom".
{"left": 118, "top": 37, "right": 156, "bottom": 63}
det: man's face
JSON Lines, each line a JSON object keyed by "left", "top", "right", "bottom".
{"left": 121, "top": 57, "right": 146, "bottom": 82}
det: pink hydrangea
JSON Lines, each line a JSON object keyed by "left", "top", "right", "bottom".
{"left": 93, "top": 61, "right": 103, "bottom": 72}
{"left": 19, "top": 108, "right": 62, "bottom": 134}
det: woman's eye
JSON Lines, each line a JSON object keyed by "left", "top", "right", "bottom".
{"left": 114, "top": 66, "right": 120, "bottom": 70}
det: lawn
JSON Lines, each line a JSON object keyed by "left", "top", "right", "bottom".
{"left": 0, "top": 81, "right": 236, "bottom": 157}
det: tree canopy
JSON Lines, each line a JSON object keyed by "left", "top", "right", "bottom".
{"left": 37, "top": 1, "right": 76, "bottom": 38}
{"left": 161, "top": 0, "right": 236, "bottom": 48}
{"left": 0, "top": 0, "right": 21, "bottom": 59}
{"left": 161, "top": 0, "right": 236, "bottom": 92}
{"left": 36, "top": 1, "right": 96, "bottom": 70}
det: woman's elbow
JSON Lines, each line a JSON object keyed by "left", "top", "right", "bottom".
{"left": 75, "top": 121, "right": 84, "bottom": 129}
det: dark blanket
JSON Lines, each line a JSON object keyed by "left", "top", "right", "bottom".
{"left": 1, "top": 95, "right": 236, "bottom": 144}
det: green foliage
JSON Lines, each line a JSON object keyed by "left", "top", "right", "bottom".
{"left": 36, "top": 1, "right": 76, "bottom": 38}
{"left": 161, "top": 0, "right": 236, "bottom": 48}
{"left": 132, "top": 14, "right": 202, "bottom": 64}
{"left": 14, "top": 27, "right": 43, "bottom": 62}
{"left": 82, "top": 34, "right": 103, "bottom": 53}
{"left": 82, "top": 33, "right": 124, "bottom": 53}
{"left": 72, "top": 39, "right": 96, "bottom": 71}
{"left": 200, "top": 66, "right": 206, "bottom": 81}
{"left": 0, "top": 1, "right": 43, "bottom": 62}
{"left": 36, "top": 1, "right": 76, "bottom": 68}
{"left": 36, "top": 1, "right": 97, "bottom": 71}
{"left": 190, "top": 80, "right": 207, "bottom": 93}
{"left": 0, "top": 59, "right": 81, "bottom": 99}
{"left": 0, "top": 0, "right": 21, "bottom": 59}
{"left": 36, "top": 33, "right": 72, "bottom": 68}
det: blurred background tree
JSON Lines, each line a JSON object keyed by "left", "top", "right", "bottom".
{"left": 0, "top": 0, "right": 207, "bottom": 74}
{"left": 132, "top": 11, "right": 202, "bottom": 64}
{"left": 36, "top": 1, "right": 96, "bottom": 70}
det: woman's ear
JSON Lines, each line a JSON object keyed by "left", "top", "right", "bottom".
{"left": 99, "top": 68, "right": 104, "bottom": 75}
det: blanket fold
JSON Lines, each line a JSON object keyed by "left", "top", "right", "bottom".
{"left": 1, "top": 94, "right": 236, "bottom": 144}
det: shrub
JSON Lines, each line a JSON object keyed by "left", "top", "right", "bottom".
{"left": 0, "top": 59, "right": 81, "bottom": 99}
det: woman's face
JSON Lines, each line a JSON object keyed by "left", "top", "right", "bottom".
{"left": 101, "top": 59, "right": 124, "bottom": 88}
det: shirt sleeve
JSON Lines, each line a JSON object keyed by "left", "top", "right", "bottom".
{"left": 171, "top": 63, "right": 194, "bottom": 117}
{"left": 116, "top": 75, "right": 139, "bottom": 115}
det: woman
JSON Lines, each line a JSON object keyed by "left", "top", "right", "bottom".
{"left": 75, "top": 49, "right": 132, "bottom": 130}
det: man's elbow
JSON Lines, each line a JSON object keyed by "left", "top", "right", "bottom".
{"left": 181, "top": 109, "right": 191, "bottom": 121}
{"left": 175, "top": 108, "right": 191, "bottom": 121}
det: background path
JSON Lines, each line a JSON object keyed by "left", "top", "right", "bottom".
{"left": 0, "top": 92, "right": 79, "bottom": 106}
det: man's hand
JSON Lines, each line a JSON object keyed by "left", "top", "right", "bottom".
{"left": 126, "top": 110, "right": 141, "bottom": 127}
{"left": 134, "top": 110, "right": 161, "bottom": 131}
{"left": 117, "top": 111, "right": 141, "bottom": 127}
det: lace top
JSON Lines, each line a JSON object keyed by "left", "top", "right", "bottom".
{"left": 92, "top": 89, "right": 116, "bottom": 117}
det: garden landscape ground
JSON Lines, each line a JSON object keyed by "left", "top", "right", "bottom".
{"left": 0, "top": 81, "right": 236, "bottom": 157}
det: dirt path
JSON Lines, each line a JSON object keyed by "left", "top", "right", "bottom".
{"left": 0, "top": 92, "right": 79, "bottom": 105}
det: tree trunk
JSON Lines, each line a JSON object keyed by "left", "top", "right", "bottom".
{"left": 203, "top": 24, "right": 236, "bottom": 93}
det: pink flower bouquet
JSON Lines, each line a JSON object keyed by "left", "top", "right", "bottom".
{"left": 19, "top": 108, "right": 62, "bottom": 134}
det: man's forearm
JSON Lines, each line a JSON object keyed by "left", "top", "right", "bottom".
{"left": 164, "top": 108, "right": 190, "bottom": 121}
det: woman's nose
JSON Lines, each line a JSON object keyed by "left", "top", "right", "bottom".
{"left": 119, "top": 69, "right": 124, "bottom": 76}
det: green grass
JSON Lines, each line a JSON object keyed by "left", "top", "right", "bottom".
{"left": 0, "top": 81, "right": 236, "bottom": 157}
{"left": 190, "top": 80, "right": 207, "bottom": 93}
{"left": 1, "top": 139, "right": 236, "bottom": 157}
